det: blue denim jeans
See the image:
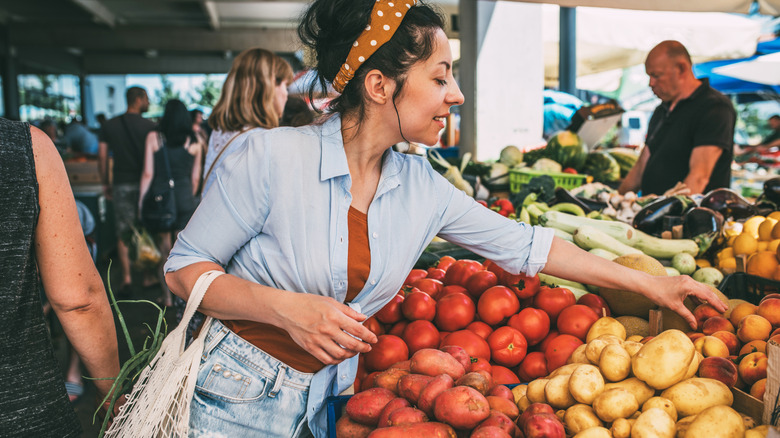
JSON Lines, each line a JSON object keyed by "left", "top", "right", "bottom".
{"left": 189, "top": 320, "right": 315, "bottom": 437}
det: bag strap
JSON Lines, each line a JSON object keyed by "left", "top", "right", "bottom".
{"left": 179, "top": 270, "right": 224, "bottom": 330}
{"left": 157, "top": 132, "right": 175, "bottom": 190}
{"left": 202, "top": 128, "right": 252, "bottom": 186}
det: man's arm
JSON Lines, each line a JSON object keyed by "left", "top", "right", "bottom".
{"left": 683, "top": 145, "right": 722, "bottom": 195}
{"left": 618, "top": 146, "right": 649, "bottom": 194}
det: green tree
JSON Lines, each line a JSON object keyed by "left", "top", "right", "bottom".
{"left": 193, "top": 75, "right": 222, "bottom": 108}
{"left": 155, "top": 74, "right": 182, "bottom": 107}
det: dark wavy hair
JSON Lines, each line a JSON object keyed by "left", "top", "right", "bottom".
{"left": 298, "top": 0, "right": 444, "bottom": 125}
{"left": 159, "top": 99, "right": 194, "bottom": 147}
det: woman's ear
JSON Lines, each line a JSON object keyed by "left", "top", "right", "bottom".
{"left": 363, "top": 69, "right": 395, "bottom": 105}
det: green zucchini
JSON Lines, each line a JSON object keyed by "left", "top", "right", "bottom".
{"left": 550, "top": 202, "right": 586, "bottom": 217}
{"left": 540, "top": 210, "right": 640, "bottom": 246}
{"left": 538, "top": 273, "right": 588, "bottom": 292}
{"left": 633, "top": 234, "right": 699, "bottom": 258}
{"left": 573, "top": 225, "right": 643, "bottom": 256}
{"left": 552, "top": 228, "right": 574, "bottom": 243}
{"left": 588, "top": 248, "right": 620, "bottom": 261}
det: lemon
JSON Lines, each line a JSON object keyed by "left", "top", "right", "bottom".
{"left": 768, "top": 211, "right": 780, "bottom": 221}
{"left": 733, "top": 233, "right": 759, "bottom": 256}
{"left": 727, "top": 235, "right": 738, "bottom": 247}
{"left": 759, "top": 219, "right": 778, "bottom": 241}
{"left": 769, "top": 239, "right": 780, "bottom": 253}
{"left": 695, "top": 259, "right": 712, "bottom": 268}
{"left": 718, "top": 247, "right": 735, "bottom": 261}
{"left": 743, "top": 216, "right": 766, "bottom": 239}
{"left": 719, "top": 257, "right": 737, "bottom": 274}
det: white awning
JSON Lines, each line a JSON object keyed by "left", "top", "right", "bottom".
{"left": 506, "top": 0, "right": 780, "bottom": 15}
{"left": 714, "top": 51, "right": 780, "bottom": 85}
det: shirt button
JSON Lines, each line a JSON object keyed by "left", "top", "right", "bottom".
{"left": 233, "top": 374, "right": 242, "bottom": 381}
{"left": 341, "top": 374, "right": 347, "bottom": 380}
{"left": 213, "top": 364, "right": 222, "bottom": 372}
{"left": 372, "top": 232, "right": 378, "bottom": 239}
{"left": 339, "top": 236, "right": 344, "bottom": 243}
{"left": 223, "top": 370, "right": 232, "bottom": 378}
{"left": 371, "top": 279, "right": 377, "bottom": 285}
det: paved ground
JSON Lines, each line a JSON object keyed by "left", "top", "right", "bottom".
{"left": 49, "top": 258, "right": 178, "bottom": 437}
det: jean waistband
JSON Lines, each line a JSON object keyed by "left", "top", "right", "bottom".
{"left": 202, "top": 319, "right": 314, "bottom": 391}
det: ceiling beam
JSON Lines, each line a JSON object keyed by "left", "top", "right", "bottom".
{"left": 69, "top": 0, "right": 116, "bottom": 27}
{"left": 83, "top": 53, "right": 235, "bottom": 74}
{"left": 201, "top": 1, "right": 220, "bottom": 30}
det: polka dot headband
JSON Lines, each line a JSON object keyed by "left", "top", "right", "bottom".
{"left": 332, "top": 0, "right": 418, "bottom": 93}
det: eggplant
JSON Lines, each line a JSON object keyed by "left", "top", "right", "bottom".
{"left": 553, "top": 187, "right": 595, "bottom": 214}
{"left": 632, "top": 195, "right": 693, "bottom": 237}
{"left": 683, "top": 207, "right": 724, "bottom": 239}
{"left": 700, "top": 188, "right": 757, "bottom": 220}
{"left": 764, "top": 177, "right": 780, "bottom": 204}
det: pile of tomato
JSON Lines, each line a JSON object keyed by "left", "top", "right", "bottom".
{"left": 355, "top": 256, "right": 613, "bottom": 391}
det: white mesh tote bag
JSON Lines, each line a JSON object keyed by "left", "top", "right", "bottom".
{"left": 105, "top": 270, "right": 224, "bottom": 438}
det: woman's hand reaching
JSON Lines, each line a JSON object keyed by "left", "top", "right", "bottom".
{"left": 641, "top": 274, "right": 728, "bottom": 330}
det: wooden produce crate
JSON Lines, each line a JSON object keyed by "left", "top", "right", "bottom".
{"left": 65, "top": 159, "right": 100, "bottom": 185}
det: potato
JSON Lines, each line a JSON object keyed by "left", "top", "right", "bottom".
{"left": 745, "top": 425, "right": 770, "bottom": 438}
{"left": 683, "top": 351, "right": 702, "bottom": 380}
{"left": 377, "top": 397, "right": 412, "bottom": 428}
{"left": 592, "top": 388, "right": 639, "bottom": 422}
{"left": 516, "top": 395, "right": 531, "bottom": 412}
{"left": 611, "top": 418, "right": 633, "bottom": 438}
{"left": 586, "top": 335, "right": 623, "bottom": 364}
{"left": 545, "top": 374, "right": 576, "bottom": 409}
{"left": 573, "top": 426, "right": 611, "bottom": 438}
{"left": 474, "top": 411, "right": 516, "bottom": 437}
{"left": 387, "top": 407, "right": 428, "bottom": 426}
{"left": 346, "top": 387, "right": 397, "bottom": 426}
{"left": 365, "top": 422, "right": 457, "bottom": 437}
{"left": 660, "top": 377, "right": 733, "bottom": 418}
{"left": 455, "top": 371, "right": 491, "bottom": 395}
{"left": 683, "top": 405, "right": 745, "bottom": 437}
{"left": 622, "top": 341, "right": 644, "bottom": 358}
{"left": 564, "top": 404, "right": 603, "bottom": 434}
{"left": 568, "top": 344, "right": 591, "bottom": 364}
{"left": 374, "top": 368, "right": 410, "bottom": 395}
{"left": 675, "top": 416, "right": 696, "bottom": 438}
{"left": 433, "top": 386, "right": 490, "bottom": 430}
{"left": 335, "top": 415, "right": 375, "bottom": 438}
{"left": 632, "top": 407, "right": 675, "bottom": 438}
{"left": 626, "top": 335, "right": 644, "bottom": 343}
{"left": 548, "top": 363, "right": 582, "bottom": 378}
{"left": 410, "top": 349, "right": 466, "bottom": 380}
{"left": 642, "top": 396, "right": 677, "bottom": 422}
{"left": 604, "top": 377, "right": 655, "bottom": 406}
{"left": 511, "top": 384, "right": 528, "bottom": 402}
{"left": 417, "top": 374, "right": 454, "bottom": 417}
{"left": 631, "top": 329, "right": 695, "bottom": 390}
{"left": 568, "top": 364, "right": 605, "bottom": 405}
{"left": 487, "top": 395, "right": 520, "bottom": 420}
{"left": 599, "top": 344, "right": 631, "bottom": 382}
{"left": 397, "top": 374, "right": 434, "bottom": 405}
{"left": 526, "top": 379, "right": 549, "bottom": 404}
{"left": 587, "top": 317, "right": 627, "bottom": 343}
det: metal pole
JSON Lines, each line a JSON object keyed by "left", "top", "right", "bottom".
{"left": 2, "top": 27, "right": 19, "bottom": 120}
{"left": 559, "top": 7, "right": 576, "bottom": 94}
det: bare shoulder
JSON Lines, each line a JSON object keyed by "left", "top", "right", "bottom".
{"left": 30, "top": 125, "right": 66, "bottom": 177}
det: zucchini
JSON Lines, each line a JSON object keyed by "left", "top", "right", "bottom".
{"left": 633, "top": 233, "right": 699, "bottom": 259}
{"left": 550, "top": 202, "right": 586, "bottom": 217}
{"left": 588, "top": 248, "right": 619, "bottom": 261}
{"left": 562, "top": 285, "right": 591, "bottom": 300}
{"left": 552, "top": 228, "right": 574, "bottom": 243}
{"left": 540, "top": 210, "right": 640, "bottom": 246}
{"left": 538, "top": 273, "right": 588, "bottom": 294}
{"left": 573, "top": 225, "right": 643, "bottom": 256}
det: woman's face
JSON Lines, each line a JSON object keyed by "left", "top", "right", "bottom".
{"left": 393, "top": 29, "right": 464, "bottom": 146}
{"left": 274, "top": 80, "right": 289, "bottom": 119}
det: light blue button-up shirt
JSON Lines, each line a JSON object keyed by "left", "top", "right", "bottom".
{"left": 165, "top": 114, "right": 554, "bottom": 437}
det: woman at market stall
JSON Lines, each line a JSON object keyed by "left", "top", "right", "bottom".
{"left": 164, "top": 0, "right": 727, "bottom": 436}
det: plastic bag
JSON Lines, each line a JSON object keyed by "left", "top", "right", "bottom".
{"left": 130, "top": 225, "right": 161, "bottom": 271}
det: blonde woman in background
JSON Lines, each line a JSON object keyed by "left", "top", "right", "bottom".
{"left": 202, "top": 48, "right": 294, "bottom": 195}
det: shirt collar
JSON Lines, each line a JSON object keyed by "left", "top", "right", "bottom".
{"left": 320, "top": 114, "right": 350, "bottom": 182}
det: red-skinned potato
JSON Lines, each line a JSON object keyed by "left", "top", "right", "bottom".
{"left": 456, "top": 371, "right": 493, "bottom": 395}
{"left": 365, "top": 422, "right": 457, "bottom": 437}
{"left": 440, "top": 345, "right": 471, "bottom": 371}
{"left": 410, "top": 348, "right": 466, "bottom": 380}
{"left": 523, "top": 412, "right": 565, "bottom": 438}
{"left": 470, "top": 426, "right": 512, "bottom": 438}
{"left": 377, "top": 397, "right": 412, "bottom": 428}
{"left": 473, "top": 410, "right": 517, "bottom": 436}
{"left": 488, "top": 384, "right": 515, "bottom": 402}
{"left": 336, "top": 415, "right": 375, "bottom": 438}
{"left": 397, "top": 374, "right": 435, "bottom": 405}
{"left": 387, "top": 407, "right": 428, "bottom": 426}
{"left": 417, "top": 374, "right": 455, "bottom": 418}
{"left": 346, "top": 387, "right": 397, "bottom": 426}
{"left": 486, "top": 395, "right": 520, "bottom": 420}
{"left": 373, "top": 368, "right": 410, "bottom": 395}
{"left": 433, "top": 386, "right": 491, "bottom": 430}
{"left": 517, "top": 403, "right": 554, "bottom": 430}
{"left": 389, "top": 360, "right": 411, "bottom": 371}
{"left": 362, "top": 371, "right": 381, "bottom": 391}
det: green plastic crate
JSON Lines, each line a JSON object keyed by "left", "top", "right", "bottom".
{"left": 509, "top": 168, "right": 588, "bottom": 193}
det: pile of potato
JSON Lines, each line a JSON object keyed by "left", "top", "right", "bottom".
{"left": 514, "top": 317, "right": 769, "bottom": 437}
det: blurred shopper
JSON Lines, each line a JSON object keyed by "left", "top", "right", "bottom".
{"left": 63, "top": 117, "right": 99, "bottom": 155}
{"left": 39, "top": 119, "right": 66, "bottom": 152}
{"left": 0, "top": 118, "right": 120, "bottom": 436}
{"left": 202, "top": 48, "right": 293, "bottom": 195}
{"left": 98, "top": 87, "right": 156, "bottom": 296}
{"left": 619, "top": 40, "right": 735, "bottom": 196}
{"left": 281, "top": 95, "right": 315, "bottom": 127}
{"left": 139, "top": 99, "right": 203, "bottom": 307}
{"left": 759, "top": 114, "right": 780, "bottom": 149}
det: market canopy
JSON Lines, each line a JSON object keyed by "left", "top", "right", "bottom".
{"left": 507, "top": 0, "right": 780, "bottom": 15}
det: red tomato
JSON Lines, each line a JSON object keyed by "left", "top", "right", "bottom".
{"left": 388, "top": 320, "right": 408, "bottom": 337}
{"left": 354, "top": 354, "right": 368, "bottom": 392}
{"left": 485, "top": 261, "right": 508, "bottom": 284}
{"left": 556, "top": 305, "right": 600, "bottom": 342}
{"left": 537, "top": 330, "right": 559, "bottom": 354}
{"left": 401, "top": 291, "right": 437, "bottom": 321}
{"left": 562, "top": 167, "right": 578, "bottom": 174}
{"left": 544, "top": 334, "right": 583, "bottom": 372}
{"left": 442, "top": 259, "right": 484, "bottom": 286}
{"left": 364, "top": 317, "right": 385, "bottom": 337}
{"left": 577, "top": 293, "right": 611, "bottom": 317}
{"left": 439, "top": 285, "right": 468, "bottom": 298}
{"left": 477, "top": 286, "right": 520, "bottom": 326}
{"left": 401, "top": 320, "right": 440, "bottom": 355}
{"left": 362, "top": 371, "right": 380, "bottom": 390}
{"left": 466, "top": 321, "right": 493, "bottom": 339}
{"left": 412, "top": 278, "right": 444, "bottom": 298}
{"left": 404, "top": 269, "right": 428, "bottom": 286}
{"left": 374, "top": 293, "right": 404, "bottom": 324}
{"left": 363, "top": 334, "right": 409, "bottom": 372}
{"left": 533, "top": 286, "right": 576, "bottom": 325}
{"left": 435, "top": 293, "right": 476, "bottom": 331}
{"left": 491, "top": 365, "right": 521, "bottom": 385}
{"left": 516, "top": 351, "right": 548, "bottom": 382}
{"left": 504, "top": 272, "right": 541, "bottom": 300}
{"left": 438, "top": 331, "right": 450, "bottom": 345}
{"left": 425, "top": 268, "right": 446, "bottom": 282}
{"left": 464, "top": 270, "right": 499, "bottom": 298}
{"left": 487, "top": 326, "right": 528, "bottom": 367}
{"left": 507, "top": 307, "right": 550, "bottom": 346}
{"left": 435, "top": 255, "right": 456, "bottom": 272}
{"left": 469, "top": 356, "right": 492, "bottom": 374}
{"left": 443, "top": 330, "right": 491, "bottom": 361}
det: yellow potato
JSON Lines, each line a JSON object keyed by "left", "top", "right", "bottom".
{"left": 631, "top": 329, "right": 695, "bottom": 389}
{"left": 516, "top": 395, "right": 531, "bottom": 412}
{"left": 684, "top": 352, "right": 703, "bottom": 380}
{"left": 626, "top": 335, "right": 644, "bottom": 343}
{"left": 632, "top": 407, "right": 675, "bottom": 438}
{"left": 568, "top": 344, "right": 591, "bottom": 364}
{"left": 572, "top": 427, "right": 611, "bottom": 438}
{"left": 622, "top": 341, "right": 644, "bottom": 357}
{"left": 586, "top": 335, "right": 622, "bottom": 364}
{"left": 526, "top": 378, "right": 548, "bottom": 404}
{"left": 683, "top": 405, "right": 745, "bottom": 437}
{"left": 548, "top": 363, "right": 582, "bottom": 378}
{"left": 642, "top": 396, "right": 677, "bottom": 422}
{"left": 587, "top": 317, "right": 627, "bottom": 343}
{"left": 745, "top": 425, "right": 769, "bottom": 438}
{"left": 660, "top": 377, "right": 733, "bottom": 418}
{"left": 569, "top": 364, "right": 605, "bottom": 405}
{"left": 599, "top": 344, "right": 631, "bottom": 382}
{"left": 675, "top": 416, "right": 696, "bottom": 438}
{"left": 545, "top": 374, "right": 576, "bottom": 409}
{"left": 604, "top": 377, "right": 655, "bottom": 406}
{"left": 564, "top": 404, "right": 603, "bottom": 434}
{"left": 592, "top": 388, "right": 638, "bottom": 422}
{"left": 611, "top": 418, "right": 633, "bottom": 438}
{"left": 511, "top": 384, "right": 527, "bottom": 402}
